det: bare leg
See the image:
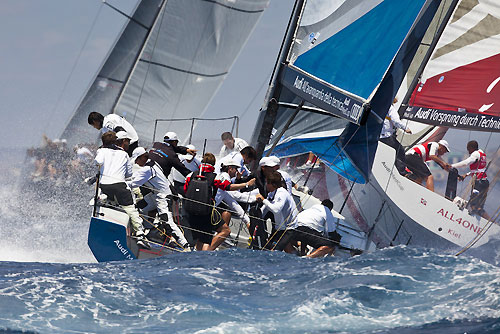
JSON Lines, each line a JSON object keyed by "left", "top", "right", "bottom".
{"left": 209, "top": 211, "right": 231, "bottom": 250}
{"left": 196, "top": 240, "right": 210, "bottom": 251}
{"left": 425, "top": 175, "right": 434, "bottom": 192}
{"left": 209, "top": 222, "right": 231, "bottom": 250}
{"left": 307, "top": 246, "right": 334, "bottom": 258}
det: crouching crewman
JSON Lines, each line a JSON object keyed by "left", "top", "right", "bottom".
{"left": 293, "top": 199, "right": 342, "bottom": 258}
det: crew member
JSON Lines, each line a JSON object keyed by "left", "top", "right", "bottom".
{"left": 129, "top": 147, "right": 190, "bottom": 249}
{"left": 405, "top": 139, "right": 451, "bottom": 191}
{"left": 184, "top": 153, "right": 255, "bottom": 251}
{"left": 88, "top": 112, "right": 139, "bottom": 156}
{"left": 149, "top": 131, "right": 197, "bottom": 189}
{"left": 219, "top": 132, "right": 248, "bottom": 158}
{"left": 216, "top": 145, "right": 256, "bottom": 177}
{"left": 293, "top": 199, "right": 342, "bottom": 258}
{"left": 94, "top": 131, "right": 147, "bottom": 247}
{"left": 379, "top": 98, "right": 412, "bottom": 174}
{"left": 255, "top": 171, "right": 298, "bottom": 253}
{"left": 452, "top": 140, "right": 490, "bottom": 219}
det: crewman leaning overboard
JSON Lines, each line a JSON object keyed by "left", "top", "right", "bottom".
{"left": 405, "top": 139, "right": 451, "bottom": 192}
{"left": 452, "top": 140, "right": 491, "bottom": 220}
{"left": 88, "top": 112, "right": 139, "bottom": 157}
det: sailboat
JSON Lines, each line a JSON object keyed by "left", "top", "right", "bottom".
{"left": 76, "top": 0, "right": 270, "bottom": 262}
{"left": 364, "top": 0, "right": 500, "bottom": 264}
{"left": 255, "top": 0, "right": 500, "bottom": 265}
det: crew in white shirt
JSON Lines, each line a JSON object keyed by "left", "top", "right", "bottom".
{"left": 88, "top": 112, "right": 139, "bottom": 156}
{"left": 129, "top": 147, "right": 189, "bottom": 249}
{"left": 379, "top": 98, "right": 412, "bottom": 175}
{"left": 215, "top": 159, "right": 253, "bottom": 227}
{"left": 215, "top": 146, "right": 256, "bottom": 177}
{"left": 94, "top": 131, "right": 147, "bottom": 247}
{"left": 256, "top": 171, "right": 298, "bottom": 253}
{"left": 219, "top": 132, "right": 248, "bottom": 158}
{"left": 294, "top": 200, "right": 342, "bottom": 258}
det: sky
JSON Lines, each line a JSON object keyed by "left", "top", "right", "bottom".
{"left": 0, "top": 0, "right": 294, "bottom": 149}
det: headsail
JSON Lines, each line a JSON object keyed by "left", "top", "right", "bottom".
{"left": 255, "top": 0, "right": 443, "bottom": 183}
{"left": 402, "top": 0, "right": 500, "bottom": 132}
{"left": 61, "top": 0, "right": 269, "bottom": 145}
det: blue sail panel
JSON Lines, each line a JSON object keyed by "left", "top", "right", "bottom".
{"left": 292, "top": 0, "right": 427, "bottom": 101}
{"left": 270, "top": 132, "right": 365, "bottom": 183}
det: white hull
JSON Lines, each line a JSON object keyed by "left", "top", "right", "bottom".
{"left": 337, "top": 143, "right": 500, "bottom": 265}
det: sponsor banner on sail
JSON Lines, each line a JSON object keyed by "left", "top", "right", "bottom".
{"left": 402, "top": 107, "right": 500, "bottom": 132}
{"left": 289, "top": 0, "right": 429, "bottom": 103}
{"left": 281, "top": 65, "right": 364, "bottom": 124}
{"left": 405, "top": 0, "right": 500, "bottom": 130}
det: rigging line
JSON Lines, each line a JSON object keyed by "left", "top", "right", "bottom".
{"left": 131, "top": 0, "right": 168, "bottom": 125}
{"left": 46, "top": 3, "right": 105, "bottom": 137}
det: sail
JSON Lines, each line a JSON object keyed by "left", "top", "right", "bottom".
{"left": 61, "top": 0, "right": 163, "bottom": 145}
{"left": 265, "top": 0, "right": 442, "bottom": 183}
{"left": 402, "top": 0, "right": 500, "bottom": 132}
{"left": 62, "top": 0, "right": 269, "bottom": 145}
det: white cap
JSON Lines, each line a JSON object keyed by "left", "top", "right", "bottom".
{"left": 259, "top": 156, "right": 279, "bottom": 167}
{"left": 53, "top": 138, "right": 61, "bottom": 143}
{"left": 186, "top": 144, "right": 195, "bottom": 150}
{"left": 116, "top": 131, "right": 130, "bottom": 140}
{"left": 438, "top": 139, "right": 450, "bottom": 152}
{"left": 164, "top": 131, "right": 178, "bottom": 141}
{"left": 269, "top": 156, "right": 281, "bottom": 167}
{"left": 223, "top": 159, "right": 240, "bottom": 167}
{"left": 131, "top": 147, "right": 147, "bottom": 162}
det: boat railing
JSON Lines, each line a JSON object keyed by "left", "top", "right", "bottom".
{"left": 152, "top": 116, "right": 240, "bottom": 145}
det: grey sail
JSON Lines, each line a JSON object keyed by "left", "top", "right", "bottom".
{"left": 61, "top": 1, "right": 163, "bottom": 145}
{"left": 61, "top": 0, "right": 269, "bottom": 146}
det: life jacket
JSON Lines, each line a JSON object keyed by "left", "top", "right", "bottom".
{"left": 470, "top": 150, "right": 487, "bottom": 179}
{"left": 184, "top": 170, "right": 216, "bottom": 216}
{"left": 411, "top": 142, "right": 433, "bottom": 162}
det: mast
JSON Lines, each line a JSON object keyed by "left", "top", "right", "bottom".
{"left": 252, "top": 0, "right": 306, "bottom": 162}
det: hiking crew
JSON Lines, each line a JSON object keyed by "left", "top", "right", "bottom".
{"left": 405, "top": 139, "right": 451, "bottom": 192}
{"left": 129, "top": 147, "right": 189, "bottom": 249}
{"left": 88, "top": 112, "right": 139, "bottom": 156}
{"left": 293, "top": 199, "right": 342, "bottom": 258}
{"left": 94, "top": 131, "right": 147, "bottom": 247}
{"left": 452, "top": 140, "right": 490, "bottom": 219}
{"left": 184, "top": 153, "right": 255, "bottom": 251}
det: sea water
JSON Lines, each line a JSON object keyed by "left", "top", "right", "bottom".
{"left": 1, "top": 150, "right": 500, "bottom": 333}
{"left": 1, "top": 248, "right": 500, "bottom": 334}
